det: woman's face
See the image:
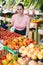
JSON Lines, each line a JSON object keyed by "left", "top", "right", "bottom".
{"left": 16, "top": 5, "right": 24, "bottom": 15}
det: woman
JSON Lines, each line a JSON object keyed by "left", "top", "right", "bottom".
{"left": 6, "top": 3, "right": 30, "bottom": 37}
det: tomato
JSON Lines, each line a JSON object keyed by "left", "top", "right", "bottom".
{"left": 26, "top": 40, "right": 31, "bottom": 45}
{"left": 7, "top": 44, "right": 15, "bottom": 50}
{"left": 3, "top": 40, "right": 7, "bottom": 45}
{"left": 2, "top": 56, "right": 6, "bottom": 60}
{"left": 0, "top": 59, "right": 2, "bottom": 63}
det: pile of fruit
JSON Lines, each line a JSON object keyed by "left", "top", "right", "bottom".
{"left": 3, "top": 36, "right": 36, "bottom": 50}
{"left": 0, "top": 28, "right": 21, "bottom": 41}
{"left": 0, "top": 50, "right": 21, "bottom": 65}
{"left": 0, "top": 50, "right": 8, "bottom": 62}
{"left": 19, "top": 43, "right": 43, "bottom": 60}
{"left": 0, "top": 28, "right": 36, "bottom": 50}
{"left": 1, "top": 28, "right": 42, "bottom": 65}
{"left": 31, "top": 19, "right": 40, "bottom": 23}
{"left": 0, "top": 50, "right": 38, "bottom": 65}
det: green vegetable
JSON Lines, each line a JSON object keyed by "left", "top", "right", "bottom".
{"left": 12, "top": 54, "right": 18, "bottom": 61}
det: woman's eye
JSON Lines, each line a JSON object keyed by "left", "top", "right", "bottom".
{"left": 17, "top": 9, "right": 22, "bottom": 10}
{"left": 17, "top": 9, "right": 19, "bottom": 10}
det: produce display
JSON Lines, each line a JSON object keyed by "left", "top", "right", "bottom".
{"left": 0, "top": 0, "right": 43, "bottom": 65}
{"left": 0, "top": 50, "right": 21, "bottom": 65}
{"left": 0, "top": 49, "right": 39, "bottom": 65}
{"left": 31, "top": 19, "right": 43, "bottom": 23}
{"left": 0, "top": 48, "right": 43, "bottom": 65}
{"left": 0, "top": 28, "right": 36, "bottom": 50}
{"left": 31, "top": 19, "right": 40, "bottom": 23}
{"left": 0, "top": 28, "right": 21, "bottom": 41}
{"left": 19, "top": 43, "right": 43, "bottom": 60}
{"left": 0, "top": 50, "right": 8, "bottom": 61}
{"left": 3, "top": 36, "right": 36, "bottom": 50}
{"left": 0, "top": 0, "right": 43, "bottom": 9}
{"left": 0, "top": 28, "right": 43, "bottom": 65}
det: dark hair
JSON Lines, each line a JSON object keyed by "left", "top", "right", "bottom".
{"left": 17, "top": 3, "right": 24, "bottom": 10}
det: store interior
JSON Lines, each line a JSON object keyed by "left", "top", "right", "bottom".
{"left": 0, "top": 0, "right": 43, "bottom": 65}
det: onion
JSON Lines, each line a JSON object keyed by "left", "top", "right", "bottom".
{"left": 28, "top": 60, "right": 38, "bottom": 65}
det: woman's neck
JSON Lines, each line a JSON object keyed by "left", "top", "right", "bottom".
{"left": 18, "top": 13, "right": 24, "bottom": 17}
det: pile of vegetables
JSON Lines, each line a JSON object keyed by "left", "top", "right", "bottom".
{"left": 0, "top": 0, "right": 43, "bottom": 10}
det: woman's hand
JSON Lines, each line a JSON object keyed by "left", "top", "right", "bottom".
{"left": 6, "top": 24, "right": 11, "bottom": 27}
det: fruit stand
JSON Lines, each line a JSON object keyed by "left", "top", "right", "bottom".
{"left": 0, "top": 0, "right": 43, "bottom": 65}
{"left": 0, "top": 28, "right": 43, "bottom": 65}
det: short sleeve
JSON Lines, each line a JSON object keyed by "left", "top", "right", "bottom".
{"left": 11, "top": 14, "right": 15, "bottom": 22}
{"left": 26, "top": 15, "right": 30, "bottom": 22}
